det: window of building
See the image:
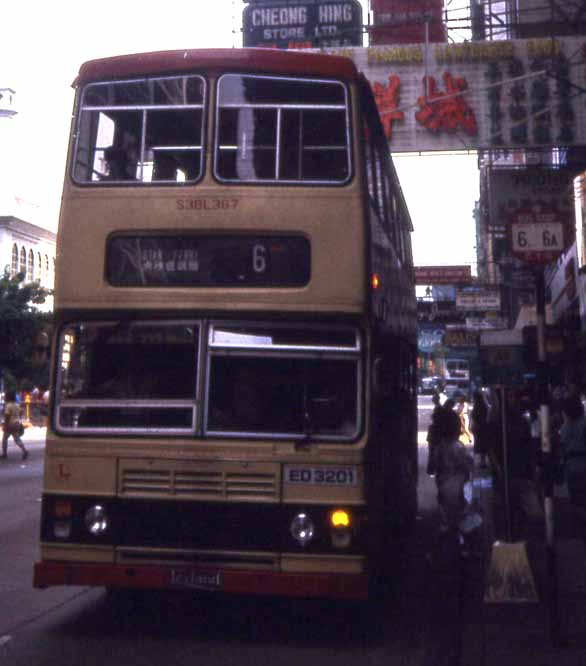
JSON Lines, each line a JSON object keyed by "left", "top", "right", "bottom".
{"left": 11, "top": 244, "right": 18, "bottom": 277}
{"left": 44, "top": 255, "right": 49, "bottom": 282}
{"left": 19, "top": 247, "right": 26, "bottom": 275}
{"left": 37, "top": 253, "right": 42, "bottom": 282}
{"left": 215, "top": 74, "right": 351, "bottom": 184}
{"left": 27, "top": 249, "right": 34, "bottom": 282}
{"left": 73, "top": 75, "right": 206, "bottom": 185}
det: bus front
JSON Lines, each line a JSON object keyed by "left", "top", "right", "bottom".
{"left": 34, "top": 49, "right": 406, "bottom": 601}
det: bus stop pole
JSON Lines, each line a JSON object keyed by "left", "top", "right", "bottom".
{"left": 535, "top": 268, "right": 560, "bottom": 646}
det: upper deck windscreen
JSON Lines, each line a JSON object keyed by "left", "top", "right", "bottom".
{"left": 70, "top": 68, "right": 351, "bottom": 186}
{"left": 214, "top": 74, "right": 351, "bottom": 184}
{"left": 72, "top": 74, "right": 206, "bottom": 184}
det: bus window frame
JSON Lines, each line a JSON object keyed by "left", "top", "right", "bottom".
{"left": 71, "top": 74, "right": 208, "bottom": 187}
{"left": 203, "top": 321, "right": 363, "bottom": 443}
{"left": 213, "top": 73, "right": 353, "bottom": 186}
{"left": 53, "top": 319, "right": 364, "bottom": 443}
{"left": 360, "top": 82, "right": 405, "bottom": 258}
{"left": 54, "top": 319, "right": 201, "bottom": 436}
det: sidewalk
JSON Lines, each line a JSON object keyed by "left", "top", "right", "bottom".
{"left": 466, "top": 467, "right": 586, "bottom": 665}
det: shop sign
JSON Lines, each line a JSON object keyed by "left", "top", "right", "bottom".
{"left": 456, "top": 290, "right": 501, "bottom": 311}
{"left": 418, "top": 325, "right": 444, "bottom": 352}
{"left": 442, "top": 329, "right": 480, "bottom": 347}
{"left": 243, "top": 0, "right": 363, "bottom": 49}
{"left": 466, "top": 316, "right": 506, "bottom": 330}
{"left": 415, "top": 265, "right": 472, "bottom": 285}
{"left": 370, "top": 0, "right": 446, "bottom": 45}
{"left": 319, "top": 35, "right": 586, "bottom": 152}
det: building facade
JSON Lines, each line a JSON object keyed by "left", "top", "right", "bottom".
{"left": 0, "top": 216, "right": 56, "bottom": 310}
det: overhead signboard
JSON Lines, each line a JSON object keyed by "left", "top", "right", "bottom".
{"left": 415, "top": 265, "right": 472, "bottom": 285}
{"left": 319, "top": 35, "right": 586, "bottom": 152}
{"left": 370, "top": 0, "right": 446, "bottom": 45}
{"left": 418, "top": 324, "right": 444, "bottom": 352}
{"left": 243, "top": 0, "right": 363, "bottom": 49}
{"left": 456, "top": 290, "right": 501, "bottom": 311}
{"left": 466, "top": 316, "right": 506, "bottom": 331}
{"left": 490, "top": 167, "right": 576, "bottom": 266}
{"left": 442, "top": 329, "right": 480, "bottom": 348}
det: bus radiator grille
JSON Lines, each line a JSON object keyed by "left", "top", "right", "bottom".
{"left": 119, "top": 460, "right": 280, "bottom": 502}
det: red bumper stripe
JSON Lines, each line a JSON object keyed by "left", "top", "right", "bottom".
{"left": 33, "top": 561, "right": 369, "bottom": 600}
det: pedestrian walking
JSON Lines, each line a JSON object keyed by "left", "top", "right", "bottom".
{"left": 559, "top": 394, "right": 586, "bottom": 544}
{"left": 1, "top": 390, "right": 28, "bottom": 460}
{"left": 426, "top": 392, "right": 443, "bottom": 476}
{"left": 454, "top": 392, "right": 473, "bottom": 445}
{"left": 431, "top": 408, "right": 475, "bottom": 536}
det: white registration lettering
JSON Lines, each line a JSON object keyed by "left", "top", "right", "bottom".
{"left": 284, "top": 466, "right": 357, "bottom": 486}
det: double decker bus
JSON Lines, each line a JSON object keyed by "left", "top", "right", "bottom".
{"left": 34, "top": 48, "right": 417, "bottom": 601}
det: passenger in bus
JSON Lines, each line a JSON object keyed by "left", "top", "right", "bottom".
{"left": 152, "top": 153, "right": 178, "bottom": 181}
{"left": 103, "top": 134, "right": 138, "bottom": 180}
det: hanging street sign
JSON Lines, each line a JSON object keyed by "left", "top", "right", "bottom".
{"left": 456, "top": 289, "right": 501, "bottom": 311}
{"left": 490, "top": 168, "right": 576, "bottom": 266}
{"left": 414, "top": 265, "right": 472, "bottom": 285}
{"left": 509, "top": 205, "right": 568, "bottom": 265}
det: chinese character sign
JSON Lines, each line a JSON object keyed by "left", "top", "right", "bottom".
{"left": 321, "top": 36, "right": 586, "bottom": 152}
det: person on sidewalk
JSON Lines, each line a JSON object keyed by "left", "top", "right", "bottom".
{"left": 431, "top": 408, "right": 475, "bottom": 535}
{"left": 1, "top": 390, "right": 28, "bottom": 461}
{"left": 426, "top": 392, "right": 444, "bottom": 476}
{"left": 560, "top": 394, "right": 586, "bottom": 544}
{"left": 471, "top": 389, "right": 490, "bottom": 469}
{"left": 454, "top": 391, "right": 473, "bottom": 446}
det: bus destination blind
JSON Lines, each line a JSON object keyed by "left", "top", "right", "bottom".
{"left": 106, "top": 235, "right": 310, "bottom": 287}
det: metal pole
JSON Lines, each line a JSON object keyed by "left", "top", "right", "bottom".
{"left": 536, "top": 268, "right": 561, "bottom": 646}
{"left": 424, "top": 15, "right": 430, "bottom": 103}
{"left": 501, "top": 385, "right": 512, "bottom": 541}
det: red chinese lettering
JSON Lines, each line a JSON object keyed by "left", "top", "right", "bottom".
{"left": 371, "top": 75, "right": 405, "bottom": 141}
{"left": 415, "top": 72, "right": 478, "bottom": 136}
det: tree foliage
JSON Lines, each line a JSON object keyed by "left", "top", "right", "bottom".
{"left": 0, "top": 271, "right": 53, "bottom": 390}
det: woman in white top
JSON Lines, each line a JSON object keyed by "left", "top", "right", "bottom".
{"left": 1, "top": 391, "right": 28, "bottom": 460}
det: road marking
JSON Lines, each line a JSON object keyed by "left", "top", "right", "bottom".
{"left": 0, "top": 635, "right": 11, "bottom": 646}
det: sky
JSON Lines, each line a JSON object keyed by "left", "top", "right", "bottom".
{"left": 1, "top": 0, "right": 478, "bottom": 270}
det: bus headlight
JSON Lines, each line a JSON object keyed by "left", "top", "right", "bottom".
{"left": 84, "top": 505, "right": 109, "bottom": 536}
{"left": 290, "top": 513, "right": 315, "bottom": 546}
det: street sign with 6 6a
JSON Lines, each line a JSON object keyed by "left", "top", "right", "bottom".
{"left": 508, "top": 205, "right": 570, "bottom": 265}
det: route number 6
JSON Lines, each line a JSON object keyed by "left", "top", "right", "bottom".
{"left": 253, "top": 244, "right": 267, "bottom": 273}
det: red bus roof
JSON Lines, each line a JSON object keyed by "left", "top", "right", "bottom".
{"left": 75, "top": 48, "right": 360, "bottom": 86}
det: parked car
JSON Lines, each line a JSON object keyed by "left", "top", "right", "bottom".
{"left": 418, "top": 375, "right": 441, "bottom": 395}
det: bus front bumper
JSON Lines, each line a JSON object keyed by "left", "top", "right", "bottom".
{"left": 33, "top": 561, "right": 369, "bottom": 600}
